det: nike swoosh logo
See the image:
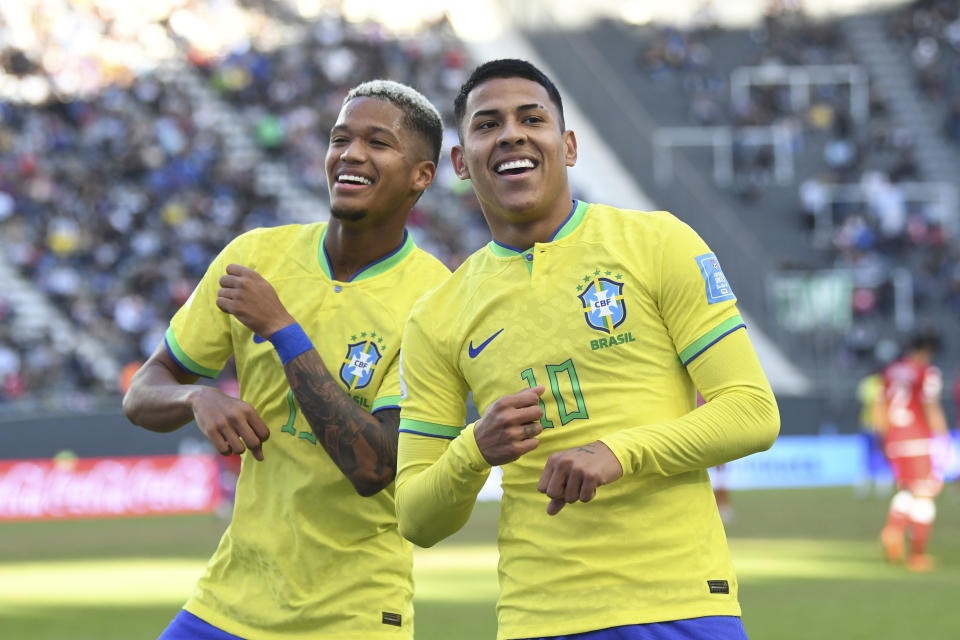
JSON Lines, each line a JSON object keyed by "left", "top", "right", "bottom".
{"left": 468, "top": 328, "right": 504, "bottom": 359}
{"left": 253, "top": 334, "right": 266, "bottom": 344}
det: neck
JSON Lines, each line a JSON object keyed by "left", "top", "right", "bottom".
{"left": 486, "top": 197, "right": 575, "bottom": 251}
{"left": 324, "top": 219, "right": 406, "bottom": 281}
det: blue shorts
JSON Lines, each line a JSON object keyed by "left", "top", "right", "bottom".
{"left": 522, "top": 616, "right": 748, "bottom": 640}
{"left": 861, "top": 431, "right": 888, "bottom": 476}
{"left": 158, "top": 610, "right": 245, "bottom": 640}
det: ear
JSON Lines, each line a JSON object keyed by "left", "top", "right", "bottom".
{"left": 563, "top": 129, "right": 578, "bottom": 167}
{"left": 451, "top": 145, "right": 471, "bottom": 180}
{"left": 411, "top": 160, "right": 436, "bottom": 193}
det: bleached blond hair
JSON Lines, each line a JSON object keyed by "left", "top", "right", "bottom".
{"left": 344, "top": 80, "right": 443, "bottom": 164}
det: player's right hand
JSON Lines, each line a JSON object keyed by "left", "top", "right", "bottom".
{"left": 190, "top": 386, "right": 270, "bottom": 461}
{"left": 216, "top": 264, "right": 296, "bottom": 340}
{"left": 473, "top": 386, "right": 545, "bottom": 466}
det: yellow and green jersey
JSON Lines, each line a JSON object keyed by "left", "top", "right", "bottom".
{"left": 857, "top": 373, "right": 883, "bottom": 430}
{"left": 166, "top": 223, "right": 449, "bottom": 640}
{"left": 398, "top": 201, "right": 762, "bottom": 639}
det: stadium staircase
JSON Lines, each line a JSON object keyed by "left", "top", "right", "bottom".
{"left": 156, "top": 54, "right": 329, "bottom": 225}
{"left": 842, "top": 13, "right": 960, "bottom": 185}
{"left": 0, "top": 255, "right": 119, "bottom": 391}
{"left": 842, "top": 12, "right": 960, "bottom": 366}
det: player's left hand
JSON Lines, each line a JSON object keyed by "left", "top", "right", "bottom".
{"left": 217, "top": 264, "right": 296, "bottom": 338}
{"left": 537, "top": 440, "right": 623, "bottom": 515}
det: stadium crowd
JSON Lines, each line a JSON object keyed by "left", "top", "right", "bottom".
{"left": 1, "top": 1, "right": 958, "bottom": 404}
{"left": 637, "top": 6, "right": 960, "bottom": 366}
{"left": 0, "top": 79, "right": 278, "bottom": 400}
{"left": 0, "top": 1, "right": 490, "bottom": 403}
{"left": 888, "top": 0, "right": 960, "bottom": 142}
{"left": 180, "top": 7, "right": 492, "bottom": 267}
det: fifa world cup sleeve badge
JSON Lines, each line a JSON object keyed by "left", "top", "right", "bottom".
{"left": 695, "top": 253, "right": 736, "bottom": 304}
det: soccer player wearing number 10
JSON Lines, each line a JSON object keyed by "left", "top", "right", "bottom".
{"left": 395, "top": 59, "right": 780, "bottom": 640}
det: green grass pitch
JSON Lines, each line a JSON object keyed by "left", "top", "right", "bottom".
{"left": 1, "top": 487, "right": 958, "bottom": 639}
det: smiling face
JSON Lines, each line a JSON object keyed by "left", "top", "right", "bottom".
{"left": 451, "top": 76, "right": 577, "bottom": 238}
{"left": 325, "top": 96, "right": 435, "bottom": 227}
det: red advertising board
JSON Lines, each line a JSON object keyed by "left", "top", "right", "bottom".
{"left": 0, "top": 454, "right": 221, "bottom": 521}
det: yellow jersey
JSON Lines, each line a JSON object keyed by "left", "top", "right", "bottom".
{"left": 857, "top": 373, "right": 883, "bottom": 430}
{"left": 397, "top": 201, "right": 777, "bottom": 639}
{"left": 167, "top": 223, "right": 449, "bottom": 639}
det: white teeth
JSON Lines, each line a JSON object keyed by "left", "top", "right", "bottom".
{"left": 495, "top": 159, "right": 535, "bottom": 173}
{"left": 338, "top": 174, "right": 372, "bottom": 185}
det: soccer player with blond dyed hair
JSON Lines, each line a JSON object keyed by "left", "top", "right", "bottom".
{"left": 395, "top": 59, "right": 780, "bottom": 640}
{"left": 123, "top": 80, "right": 450, "bottom": 639}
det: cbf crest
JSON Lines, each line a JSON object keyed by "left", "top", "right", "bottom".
{"left": 339, "top": 332, "right": 385, "bottom": 390}
{"left": 577, "top": 270, "right": 627, "bottom": 333}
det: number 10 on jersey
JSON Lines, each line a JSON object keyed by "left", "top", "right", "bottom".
{"left": 521, "top": 358, "right": 589, "bottom": 428}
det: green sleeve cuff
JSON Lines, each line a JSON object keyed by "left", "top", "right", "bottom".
{"left": 372, "top": 395, "right": 401, "bottom": 413}
{"left": 165, "top": 327, "right": 221, "bottom": 378}
{"left": 398, "top": 418, "right": 463, "bottom": 439}
{"left": 679, "top": 315, "right": 745, "bottom": 365}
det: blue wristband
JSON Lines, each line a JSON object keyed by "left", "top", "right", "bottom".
{"left": 269, "top": 323, "right": 314, "bottom": 365}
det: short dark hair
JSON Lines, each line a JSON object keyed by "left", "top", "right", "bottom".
{"left": 454, "top": 58, "right": 565, "bottom": 137}
{"left": 345, "top": 80, "right": 443, "bottom": 164}
{"left": 908, "top": 328, "right": 942, "bottom": 354}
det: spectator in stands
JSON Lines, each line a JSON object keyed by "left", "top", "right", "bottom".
{"left": 823, "top": 113, "right": 861, "bottom": 181}
{"left": 863, "top": 170, "right": 907, "bottom": 253}
{"left": 946, "top": 98, "right": 960, "bottom": 143}
{"left": 0, "top": 338, "right": 24, "bottom": 401}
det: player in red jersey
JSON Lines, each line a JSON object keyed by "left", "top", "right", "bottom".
{"left": 874, "top": 330, "right": 948, "bottom": 571}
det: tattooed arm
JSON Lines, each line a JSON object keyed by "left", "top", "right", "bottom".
{"left": 284, "top": 351, "right": 400, "bottom": 496}
{"left": 216, "top": 263, "right": 399, "bottom": 496}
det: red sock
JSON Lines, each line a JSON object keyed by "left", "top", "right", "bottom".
{"left": 885, "top": 508, "right": 909, "bottom": 533}
{"left": 909, "top": 521, "right": 932, "bottom": 557}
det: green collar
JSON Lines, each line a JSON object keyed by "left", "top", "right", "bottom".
{"left": 487, "top": 200, "right": 589, "bottom": 257}
{"left": 318, "top": 226, "right": 415, "bottom": 281}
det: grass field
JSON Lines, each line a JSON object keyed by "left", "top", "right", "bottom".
{"left": 1, "top": 487, "right": 959, "bottom": 639}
